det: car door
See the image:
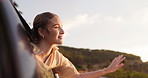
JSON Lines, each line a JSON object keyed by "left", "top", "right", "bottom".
{"left": 0, "top": 0, "right": 39, "bottom": 78}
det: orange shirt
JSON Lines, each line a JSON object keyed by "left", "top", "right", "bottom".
{"left": 33, "top": 45, "right": 79, "bottom": 78}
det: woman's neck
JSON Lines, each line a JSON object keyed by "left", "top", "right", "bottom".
{"left": 36, "top": 40, "right": 54, "bottom": 59}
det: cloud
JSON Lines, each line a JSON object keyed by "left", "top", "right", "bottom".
{"left": 63, "top": 7, "right": 148, "bottom": 31}
{"left": 63, "top": 13, "right": 123, "bottom": 31}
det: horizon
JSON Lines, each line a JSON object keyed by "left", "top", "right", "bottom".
{"left": 61, "top": 45, "right": 147, "bottom": 62}
{"left": 14, "top": 0, "right": 148, "bottom": 62}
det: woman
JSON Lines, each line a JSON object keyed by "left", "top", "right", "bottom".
{"left": 31, "top": 12, "right": 126, "bottom": 78}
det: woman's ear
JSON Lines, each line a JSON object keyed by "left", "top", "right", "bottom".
{"left": 38, "top": 28, "right": 45, "bottom": 38}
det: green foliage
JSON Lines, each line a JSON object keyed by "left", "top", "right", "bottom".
{"left": 58, "top": 46, "right": 148, "bottom": 77}
{"left": 105, "top": 68, "right": 148, "bottom": 78}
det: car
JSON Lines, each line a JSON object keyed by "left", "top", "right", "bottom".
{"left": 0, "top": 0, "right": 39, "bottom": 78}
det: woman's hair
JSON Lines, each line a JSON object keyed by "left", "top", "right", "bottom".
{"left": 32, "top": 12, "right": 57, "bottom": 44}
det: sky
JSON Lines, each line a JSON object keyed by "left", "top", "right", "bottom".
{"left": 13, "top": 0, "right": 148, "bottom": 62}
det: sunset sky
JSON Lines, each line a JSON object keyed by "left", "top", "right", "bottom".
{"left": 14, "top": 0, "right": 148, "bottom": 62}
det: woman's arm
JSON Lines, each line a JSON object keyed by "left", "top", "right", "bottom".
{"left": 73, "top": 55, "right": 126, "bottom": 78}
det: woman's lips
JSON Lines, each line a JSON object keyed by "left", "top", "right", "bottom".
{"left": 58, "top": 36, "right": 63, "bottom": 39}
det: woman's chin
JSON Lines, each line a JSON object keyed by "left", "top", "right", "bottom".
{"left": 57, "top": 41, "right": 63, "bottom": 45}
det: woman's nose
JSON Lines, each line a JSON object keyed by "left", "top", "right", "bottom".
{"left": 60, "top": 28, "right": 64, "bottom": 34}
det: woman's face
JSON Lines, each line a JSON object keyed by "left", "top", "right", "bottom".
{"left": 42, "top": 16, "right": 64, "bottom": 45}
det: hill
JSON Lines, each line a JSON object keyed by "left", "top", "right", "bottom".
{"left": 58, "top": 46, "right": 148, "bottom": 78}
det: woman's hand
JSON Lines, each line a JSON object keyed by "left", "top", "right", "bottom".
{"left": 78, "top": 55, "right": 126, "bottom": 78}
{"left": 106, "top": 55, "right": 126, "bottom": 73}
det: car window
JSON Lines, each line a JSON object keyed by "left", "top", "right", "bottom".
{"left": 0, "top": 0, "right": 39, "bottom": 78}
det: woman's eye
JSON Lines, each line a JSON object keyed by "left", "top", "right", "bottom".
{"left": 54, "top": 26, "right": 59, "bottom": 28}
{"left": 53, "top": 24, "right": 63, "bottom": 28}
